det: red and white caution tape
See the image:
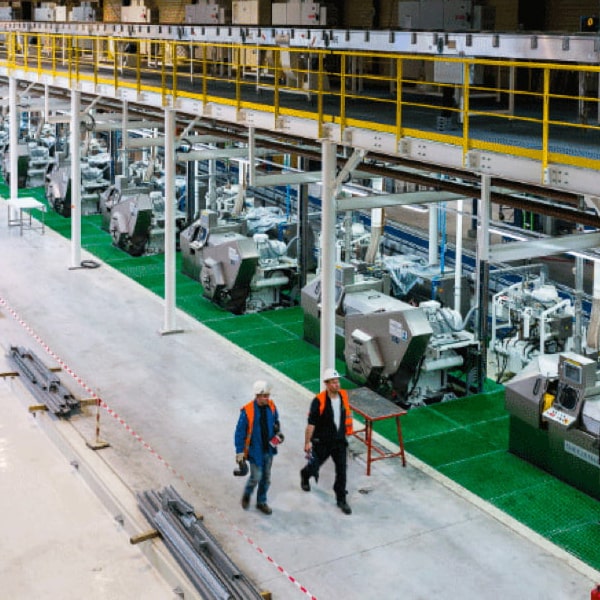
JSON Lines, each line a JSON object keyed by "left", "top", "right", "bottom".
{"left": 0, "top": 295, "right": 318, "bottom": 599}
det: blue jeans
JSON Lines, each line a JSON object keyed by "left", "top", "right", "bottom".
{"left": 244, "top": 454, "right": 273, "bottom": 505}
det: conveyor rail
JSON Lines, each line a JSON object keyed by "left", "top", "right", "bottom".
{"left": 8, "top": 345, "right": 80, "bottom": 416}
{"left": 137, "top": 486, "right": 266, "bottom": 600}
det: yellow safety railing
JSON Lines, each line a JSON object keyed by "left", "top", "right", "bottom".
{"left": 1, "top": 31, "right": 600, "bottom": 173}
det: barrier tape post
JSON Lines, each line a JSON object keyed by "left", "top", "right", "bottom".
{"left": 86, "top": 396, "right": 110, "bottom": 450}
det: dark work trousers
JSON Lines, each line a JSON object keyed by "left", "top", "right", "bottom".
{"left": 304, "top": 438, "right": 348, "bottom": 502}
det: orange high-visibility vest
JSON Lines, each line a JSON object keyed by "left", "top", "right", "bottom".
{"left": 242, "top": 399, "right": 276, "bottom": 458}
{"left": 316, "top": 390, "right": 353, "bottom": 435}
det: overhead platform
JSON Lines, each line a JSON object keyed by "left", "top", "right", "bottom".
{"left": 0, "top": 188, "right": 598, "bottom": 598}
{"left": 0, "top": 24, "right": 599, "bottom": 199}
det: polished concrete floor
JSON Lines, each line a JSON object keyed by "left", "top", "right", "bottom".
{"left": 1, "top": 204, "right": 599, "bottom": 599}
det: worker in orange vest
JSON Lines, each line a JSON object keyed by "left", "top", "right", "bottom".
{"left": 300, "top": 368, "right": 353, "bottom": 515}
{"left": 235, "top": 380, "right": 283, "bottom": 515}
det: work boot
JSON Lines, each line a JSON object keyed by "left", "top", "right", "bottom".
{"left": 256, "top": 503, "right": 272, "bottom": 515}
{"left": 300, "top": 469, "right": 310, "bottom": 492}
{"left": 241, "top": 494, "right": 250, "bottom": 510}
{"left": 337, "top": 500, "right": 352, "bottom": 515}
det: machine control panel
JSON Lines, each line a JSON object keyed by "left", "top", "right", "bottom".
{"left": 542, "top": 353, "right": 598, "bottom": 428}
{"left": 542, "top": 406, "right": 577, "bottom": 428}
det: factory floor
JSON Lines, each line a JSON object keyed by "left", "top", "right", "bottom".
{"left": 1, "top": 200, "right": 600, "bottom": 599}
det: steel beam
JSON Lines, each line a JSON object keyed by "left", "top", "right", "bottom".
{"left": 490, "top": 232, "right": 600, "bottom": 263}
{"left": 253, "top": 172, "right": 323, "bottom": 186}
{"left": 337, "top": 191, "right": 464, "bottom": 211}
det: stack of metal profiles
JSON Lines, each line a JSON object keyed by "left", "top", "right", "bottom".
{"left": 137, "top": 486, "right": 265, "bottom": 599}
{"left": 8, "top": 345, "right": 80, "bottom": 416}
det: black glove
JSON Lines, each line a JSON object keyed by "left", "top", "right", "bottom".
{"left": 233, "top": 458, "right": 249, "bottom": 476}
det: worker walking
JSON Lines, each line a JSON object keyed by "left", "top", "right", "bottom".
{"left": 234, "top": 380, "right": 283, "bottom": 515}
{"left": 300, "top": 368, "right": 353, "bottom": 515}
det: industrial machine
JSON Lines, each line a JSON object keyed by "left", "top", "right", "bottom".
{"left": 46, "top": 162, "right": 110, "bottom": 217}
{"left": 104, "top": 188, "right": 153, "bottom": 256}
{"left": 383, "top": 254, "right": 471, "bottom": 315}
{"left": 25, "top": 142, "right": 52, "bottom": 188}
{"left": 180, "top": 210, "right": 298, "bottom": 314}
{"left": 302, "top": 263, "right": 478, "bottom": 405}
{"left": 505, "top": 352, "right": 600, "bottom": 500}
{"left": 100, "top": 175, "right": 188, "bottom": 256}
{"left": 145, "top": 190, "right": 188, "bottom": 254}
{"left": 490, "top": 278, "right": 575, "bottom": 382}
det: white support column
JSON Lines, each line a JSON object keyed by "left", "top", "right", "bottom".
{"left": 320, "top": 140, "right": 337, "bottom": 376}
{"left": 9, "top": 76, "right": 18, "bottom": 207}
{"left": 475, "top": 175, "right": 491, "bottom": 315}
{"left": 207, "top": 154, "right": 216, "bottom": 210}
{"left": 428, "top": 201, "right": 439, "bottom": 266}
{"left": 161, "top": 108, "right": 181, "bottom": 335}
{"left": 70, "top": 89, "right": 82, "bottom": 268}
{"left": 478, "top": 175, "right": 491, "bottom": 263}
{"left": 248, "top": 126, "right": 255, "bottom": 186}
{"left": 475, "top": 174, "right": 491, "bottom": 389}
{"left": 44, "top": 83, "right": 50, "bottom": 125}
{"left": 454, "top": 198, "right": 464, "bottom": 314}
{"left": 573, "top": 255, "right": 584, "bottom": 353}
{"left": 121, "top": 100, "right": 128, "bottom": 177}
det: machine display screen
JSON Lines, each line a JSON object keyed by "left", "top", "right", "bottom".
{"left": 563, "top": 361, "right": 582, "bottom": 385}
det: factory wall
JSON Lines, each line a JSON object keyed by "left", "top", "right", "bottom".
{"left": 101, "top": 0, "right": 597, "bottom": 31}
{"left": 545, "top": 0, "right": 599, "bottom": 31}
{"left": 487, "top": 0, "right": 518, "bottom": 31}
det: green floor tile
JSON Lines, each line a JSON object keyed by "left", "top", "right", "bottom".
{"left": 261, "top": 307, "right": 305, "bottom": 325}
{"left": 84, "top": 214, "right": 104, "bottom": 228}
{"left": 82, "top": 233, "right": 112, "bottom": 245}
{"left": 440, "top": 451, "right": 551, "bottom": 500}
{"left": 400, "top": 407, "right": 462, "bottom": 442}
{"left": 224, "top": 326, "right": 297, "bottom": 348}
{"left": 178, "top": 296, "right": 228, "bottom": 320}
{"left": 406, "top": 428, "right": 497, "bottom": 468}
{"left": 91, "top": 245, "right": 131, "bottom": 262}
{"left": 468, "top": 416, "right": 509, "bottom": 450}
{"left": 119, "top": 262, "right": 165, "bottom": 278}
{"left": 176, "top": 284, "right": 200, "bottom": 298}
{"left": 430, "top": 390, "right": 507, "bottom": 426}
{"left": 550, "top": 523, "right": 600, "bottom": 571}
{"left": 250, "top": 339, "right": 316, "bottom": 364}
{"left": 276, "top": 355, "right": 321, "bottom": 383}
{"left": 208, "top": 313, "right": 272, "bottom": 333}
{"left": 276, "top": 321, "right": 304, "bottom": 337}
{"left": 495, "top": 478, "right": 600, "bottom": 536}
{"left": 135, "top": 273, "right": 165, "bottom": 292}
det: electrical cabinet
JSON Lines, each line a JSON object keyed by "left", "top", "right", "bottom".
{"left": 122, "top": 1, "right": 151, "bottom": 24}
{"left": 232, "top": 0, "right": 271, "bottom": 25}
{"left": 397, "top": 1, "right": 493, "bottom": 31}
{"left": 272, "top": 2, "right": 326, "bottom": 26}
{"left": 185, "top": 2, "right": 226, "bottom": 25}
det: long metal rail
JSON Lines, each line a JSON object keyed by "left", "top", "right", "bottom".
{"left": 2, "top": 21, "right": 600, "bottom": 63}
{"left": 137, "top": 486, "right": 266, "bottom": 600}
{"left": 8, "top": 345, "right": 80, "bottom": 416}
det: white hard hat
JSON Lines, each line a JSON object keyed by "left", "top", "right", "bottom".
{"left": 253, "top": 380, "right": 271, "bottom": 395}
{"left": 322, "top": 368, "right": 340, "bottom": 382}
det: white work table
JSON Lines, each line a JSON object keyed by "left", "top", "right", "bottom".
{"left": 5, "top": 196, "right": 46, "bottom": 235}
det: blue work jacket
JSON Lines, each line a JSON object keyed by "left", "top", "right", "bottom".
{"left": 234, "top": 399, "right": 280, "bottom": 467}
